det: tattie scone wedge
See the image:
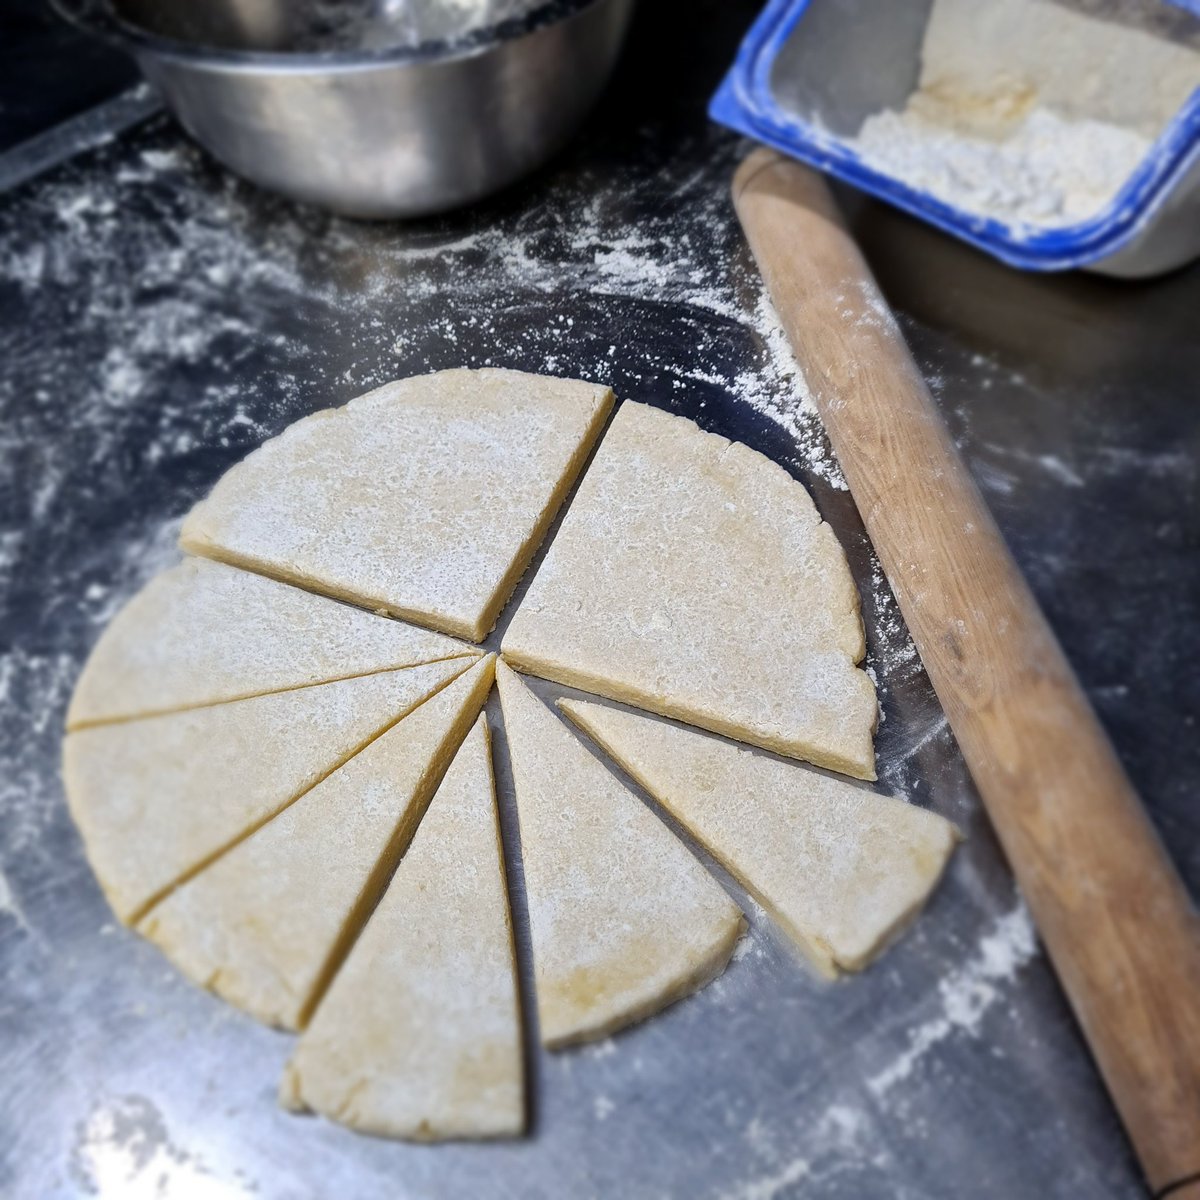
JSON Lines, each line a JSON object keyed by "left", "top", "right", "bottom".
{"left": 561, "top": 698, "right": 959, "bottom": 976}
{"left": 137, "top": 657, "right": 496, "bottom": 1031}
{"left": 502, "top": 401, "right": 878, "bottom": 779}
{"left": 180, "top": 368, "right": 614, "bottom": 641}
{"left": 67, "top": 557, "right": 478, "bottom": 730}
{"left": 281, "top": 716, "right": 524, "bottom": 1140}
{"left": 496, "top": 662, "right": 744, "bottom": 1047}
{"left": 63, "top": 658, "right": 470, "bottom": 924}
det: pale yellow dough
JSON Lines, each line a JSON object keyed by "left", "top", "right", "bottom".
{"left": 495, "top": 663, "right": 744, "bottom": 1048}
{"left": 63, "top": 658, "right": 469, "bottom": 924}
{"left": 67, "top": 557, "right": 479, "bottom": 730}
{"left": 180, "top": 368, "right": 614, "bottom": 642}
{"left": 280, "top": 716, "right": 524, "bottom": 1140}
{"left": 137, "top": 657, "right": 496, "bottom": 1031}
{"left": 502, "top": 401, "right": 878, "bottom": 779}
{"left": 561, "top": 699, "right": 959, "bottom": 976}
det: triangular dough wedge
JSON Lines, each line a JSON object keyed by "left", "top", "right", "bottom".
{"left": 560, "top": 699, "right": 959, "bottom": 977}
{"left": 495, "top": 663, "right": 744, "bottom": 1048}
{"left": 180, "top": 368, "right": 614, "bottom": 642}
{"left": 280, "top": 716, "right": 523, "bottom": 1140}
{"left": 137, "top": 656, "right": 496, "bottom": 1031}
{"left": 67, "top": 557, "right": 478, "bottom": 730}
{"left": 502, "top": 401, "right": 878, "bottom": 778}
{"left": 63, "top": 658, "right": 471, "bottom": 924}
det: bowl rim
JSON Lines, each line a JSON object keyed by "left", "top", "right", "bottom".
{"left": 50, "top": 0, "right": 601, "bottom": 71}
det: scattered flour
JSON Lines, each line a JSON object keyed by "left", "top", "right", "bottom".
{"left": 867, "top": 902, "right": 1038, "bottom": 1098}
{"left": 0, "top": 865, "right": 32, "bottom": 937}
{"left": 69, "top": 1094, "right": 233, "bottom": 1200}
{"left": 725, "top": 1099, "right": 879, "bottom": 1200}
{"left": 0, "top": 649, "right": 85, "bottom": 862}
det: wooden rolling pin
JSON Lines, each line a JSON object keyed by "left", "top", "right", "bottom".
{"left": 733, "top": 148, "right": 1200, "bottom": 1199}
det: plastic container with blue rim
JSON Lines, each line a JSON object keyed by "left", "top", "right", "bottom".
{"left": 711, "top": 0, "right": 1200, "bottom": 277}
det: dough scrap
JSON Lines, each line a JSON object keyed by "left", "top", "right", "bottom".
{"left": 137, "top": 656, "right": 496, "bottom": 1031}
{"left": 63, "top": 658, "right": 470, "bottom": 924}
{"left": 502, "top": 401, "right": 878, "bottom": 779}
{"left": 180, "top": 368, "right": 614, "bottom": 642}
{"left": 280, "top": 716, "right": 524, "bottom": 1140}
{"left": 495, "top": 662, "right": 744, "bottom": 1048}
{"left": 67, "top": 557, "right": 479, "bottom": 730}
{"left": 561, "top": 699, "right": 959, "bottom": 976}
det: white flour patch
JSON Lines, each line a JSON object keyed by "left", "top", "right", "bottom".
{"left": 981, "top": 442, "right": 1086, "bottom": 488}
{"left": 852, "top": 107, "right": 1151, "bottom": 230}
{"left": 0, "top": 529, "right": 22, "bottom": 571}
{"left": 69, "top": 1094, "right": 236, "bottom": 1200}
{"left": 1034, "top": 454, "right": 1084, "bottom": 488}
{"left": 726, "top": 1156, "right": 811, "bottom": 1200}
{"left": 727, "top": 1099, "right": 878, "bottom": 1200}
{"left": 0, "top": 866, "right": 32, "bottom": 936}
{"left": 82, "top": 516, "right": 185, "bottom": 627}
{"left": 892, "top": 713, "right": 951, "bottom": 768}
{"left": 864, "top": 560, "right": 920, "bottom": 678}
{"left": 584, "top": 1037, "right": 618, "bottom": 1060}
{"left": 0, "top": 650, "right": 81, "bottom": 861}
{"left": 867, "top": 903, "right": 1038, "bottom": 1098}
{"left": 731, "top": 928, "right": 764, "bottom": 962}
{"left": 831, "top": 278, "right": 901, "bottom": 340}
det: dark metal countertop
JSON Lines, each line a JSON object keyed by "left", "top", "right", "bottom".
{"left": 0, "top": 0, "right": 136, "bottom": 153}
{"left": 0, "top": 3, "right": 1196, "bottom": 1198}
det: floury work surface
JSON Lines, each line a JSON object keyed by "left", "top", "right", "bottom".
{"left": 1, "top": 3, "right": 1197, "bottom": 1197}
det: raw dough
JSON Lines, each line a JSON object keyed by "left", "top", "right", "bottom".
{"left": 63, "top": 658, "right": 469, "bottom": 923}
{"left": 137, "top": 656, "right": 496, "bottom": 1030}
{"left": 561, "top": 699, "right": 959, "bottom": 976}
{"left": 67, "top": 557, "right": 478, "bottom": 730}
{"left": 502, "top": 401, "right": 878, "bottom": 778}
{"left": 495, "top": 662, "right": 744, "bottom": 1047}
{"left": 180, "top": 368, "right": 614, "bottom": 642}
{"left": 280, "top": 716, "right": 524, "bottom": 1140}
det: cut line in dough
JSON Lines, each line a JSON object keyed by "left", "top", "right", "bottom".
{"left": 502, "top": 401, "right": 878, "bottom": 779}
{"left": 63, "top": 658, "right": 471, "bottom": 924}
{"left": 495, "top": 662, "right": 744, "bottom": 1048}
{"left": 560, "top": 698, "right": 959, "bottom": 977}
{"left": 137, "top": 656, "right": 496, "bottom": 1031}
{"left": 281, "top": 715, "right": 524, "bottom": 1140}
{"left": 67, "top": 557, "right": 479, "bottom": 730}
{"left": 180, "top": 368, "right": 614, "bottom": 642}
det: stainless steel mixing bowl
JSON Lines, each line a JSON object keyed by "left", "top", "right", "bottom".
{"left": 54, "top": 0, "right": 634, "bottom": 217}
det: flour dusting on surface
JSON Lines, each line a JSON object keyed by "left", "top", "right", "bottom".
{"left": 0, "top": 866, "right": 31, "bottom": 937}
{"left": 867, "top": 903, "right": 1038, "bottom": 1098}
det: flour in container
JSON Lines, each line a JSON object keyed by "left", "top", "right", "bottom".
{"left": 847, "top": 0, "right": 1200, "bottom": 230}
